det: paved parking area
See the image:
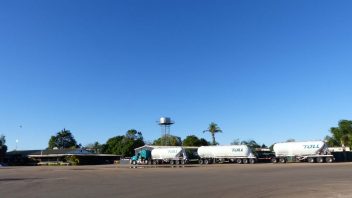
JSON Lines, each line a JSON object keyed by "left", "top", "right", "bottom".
{"left": 1, "top": 163, "right": 352, "bottom": 198}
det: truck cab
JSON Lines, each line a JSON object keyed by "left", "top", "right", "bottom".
{"left": 130, "top": 149, "right": 152, "bottom": 165}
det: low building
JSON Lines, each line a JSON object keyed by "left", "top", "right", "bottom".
{"left": 5, "top": 150, "right": 40, "bottom": 165}
{"left": 5, "top": 149, "right": 121, "bottom": 165}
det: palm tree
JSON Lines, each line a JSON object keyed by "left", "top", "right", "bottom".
{"left": 203, "top": 122, "right": 222, "bottom": 145}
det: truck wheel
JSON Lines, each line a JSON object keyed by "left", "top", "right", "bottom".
{"left": 204, "top": 159, "right": 209, "bottom": 165}
{"left": 176, "top": 160, "right": 180, "bottom": 165}
{"left": 243, "top": 158, "right": 248, "bottom": 164}
{"left": 271, "top": 158, "right": 278, "bottom": 163}
{"left": 249, "top": 158, "right": 256, "bottom": 164}
{"left": 325, "top": 157, "right": 333, "bottom": 163}
{"left": 236, "top": 159, "right": 242, "bottom": 164}
{"left": 170, "top": 160, "right": 174, "bottom": 165}
{"left": 279, "top": 158, "right": 286, "bottom": 163}
{"left": 181, "top": 160, "right": 186, "bottom": 165}
{"left": 199, "top": 159, "right": 204, "bottom": 165}
{"left": 308, "top": 157, "right": 315, "bottom": 163}
{"left": 152, "top": 160, "right": 157, "bottom": 165}
{"left": 132, "top": 160, "right": 137, "bottom": 165}
{"left": 317, "top": 157, "right": 324, "bottom": 163}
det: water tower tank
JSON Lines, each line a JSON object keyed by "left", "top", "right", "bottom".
{"left": 160, "top": 117, "right": 172, "bottom": 125}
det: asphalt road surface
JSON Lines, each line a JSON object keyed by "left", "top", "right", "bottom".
{"left": 1, "top": 163, "right": 352, "bottom": 198}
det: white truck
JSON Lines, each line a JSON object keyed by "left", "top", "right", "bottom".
{"left": 197, "top": 145, "right": 257, "bottom": 164}
{"left": 272, "top": 141, "right": 334, "bottom": 163}
{"left": 131, "top": 146, "right": 197, "bottom": 165}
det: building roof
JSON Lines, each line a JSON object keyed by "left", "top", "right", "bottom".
{"left": 30, "top": 149, "right": 93, "bottom": 155}
{"left": 7, "top": 149, "right": 121, "bottom": 158}
{"left": 6, "top": 150, "right": 41, "bottom": 156}
{"left": 28, "top": 153, "right": 120, "bottom": 158}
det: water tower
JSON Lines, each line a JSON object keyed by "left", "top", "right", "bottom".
{"left": 158, "top": 117, "right": 174, "bottom": 146}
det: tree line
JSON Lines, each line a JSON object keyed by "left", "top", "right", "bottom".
{"left": 46, "top": 119, "right": 352, "bottom": 157}
{"left": 2, "top": 120, "right": 350, "bottom": 159}
{"left": 0, "top": 135, "right": 7, "bottom": 163}
{"left": 47, "top": 128, "right": 211, "bottom": 157}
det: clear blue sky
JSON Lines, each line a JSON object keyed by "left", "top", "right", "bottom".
{"left": 1, "top": 1, "right": 352, "bottom": 150}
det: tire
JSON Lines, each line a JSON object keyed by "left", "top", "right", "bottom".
{"left": 204, "top": 159, "right": 209, "bottom": 165}
{"left": 243, "top": 158, "right": 249, "bottom": 164}
{"left": 271, "top": 158, "right": 278, "bottom": 163}
{"left": 325, "top": 157, "right": 333, "bottom": 163}
{"left": 199, "top": 159, "right": 204, "bottom": 165}
{"left": 236, "top": 159, "right": 242, "bottom": 164}
{"left": 170, "top": 160, "right": 174, "bottom": 165}
{"left": 181, "top": 160, "right": 186, "bottom": 165}
{"left": 249, "top": 158, "right": 256, "bottom": 164}
{"left": 317, "top": 157, "right": 324, "bottom": 163}
{"left": 152, "top": 160, "right": 157, "bottom": 165}
{"left": 132, "top": 160, "right": 137, "bottom": 165}
{"left": 279, "top": 158, "right": 286, "bottom": 163}
{"left": 308, "top": 157, "right": 315, "bottom": 163}
{"left": 175, "top": 160, "right": 180, "bottom": 165}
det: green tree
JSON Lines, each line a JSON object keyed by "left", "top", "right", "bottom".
{"left": 102, "top": 136, "right": 124, "bottom": 154}
{"left": 231, "top": 138, "right": 263, "bottom": 149}
{"left": 102, "top": 130, "right": 145, "bottom": 157}
{"left": 240, "top": 140, "right": 261, "bottom": 149}
{"left": 324, "top": 135, "right": 340, "bottom": 147}
{"left": 48, "top": 129, "right": 78, "bottom": 149}
{"left": 0, "top": 135, "right": 7, "bottom": 163}
{"left": 199, "top": 138, "right": 210, "bottom": 146}
{"left": 327, "top": 120, "right": 352, "bottom": 148}
{"left": 85, "top": 141, "right": 103, "bottom": 154}
{"left": 153, "top": 135, "right": 182, "bottom": 146}
{"left": 65, "top": 155, "right": 80, "bottom": 165}
{"left": 231, "top": 138, "right": 241, "bottom": 145}
{"left": 203, "top": 122, "right": 222, "bottom": 145}
{"left": 183, "top": 135, "right": 210, "bottom": 146}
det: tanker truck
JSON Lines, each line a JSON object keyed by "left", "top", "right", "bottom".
{"left": 197, "top": 145, "right": 257, "bottom": 164}
{"left": 131, "top": 146, "right": 197, "bottom": 165}
{"left": 271, "top": 141, "right": 334, "bottom": 163}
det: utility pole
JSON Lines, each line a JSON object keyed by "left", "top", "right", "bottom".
{"left": 16, "top": 125, "right": 22, "bottom": 151}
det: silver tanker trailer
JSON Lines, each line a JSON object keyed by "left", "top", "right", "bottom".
{"left": 197, "top": 145, "right": 257, "bottom": 164}
{"left": 272, "top": 141, "right": 334, "bottom": 163}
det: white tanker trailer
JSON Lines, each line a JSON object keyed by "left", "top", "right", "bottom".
{"left": 197, "top": 145, "right": 256, "bottom": 164}
{"left": 272, "top": 141, "right": 334, "bottom": 163}
{"left": 151, "top": 147, "right": 189, "bottom": 165}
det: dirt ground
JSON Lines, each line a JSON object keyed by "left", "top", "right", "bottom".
{"left": 1, "top": 163, "right": 352, "bottom": 198}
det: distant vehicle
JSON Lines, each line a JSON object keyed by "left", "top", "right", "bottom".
{"left": 197, "top": 145, "right": 257, "bottom": 164}
{"left": 271, "top": 141, "right": 334, "bottom": 163}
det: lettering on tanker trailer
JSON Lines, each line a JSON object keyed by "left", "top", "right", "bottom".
{"left": 303, "top": 144, "right": 320, "bottom": 149}
{"left": 232, "top": 148, "right": 244, "bottom": 152}
{"left": 168, "top": 149, "right": 178, "bottom": 154}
